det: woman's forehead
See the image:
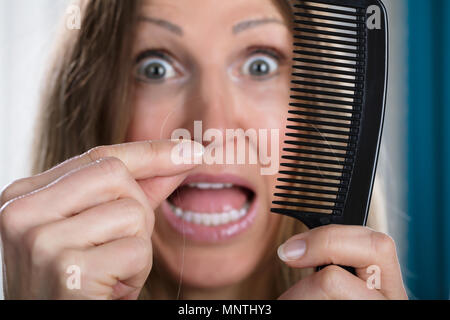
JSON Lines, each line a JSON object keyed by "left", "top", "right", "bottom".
{"left": 139, "top": 0, "right": 286, "bottom": 26}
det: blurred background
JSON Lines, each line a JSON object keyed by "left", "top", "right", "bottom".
{"left": 0, "top": 0, "right": 448, "bottom": 299}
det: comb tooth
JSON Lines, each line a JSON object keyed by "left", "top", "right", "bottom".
{"left": 293, "top": 4, "right": 364, "bottom": 17}
{"left": 291, "top": 80, "right": 362, "bottom": 91}
{"left": 286, "top": 132, "right": 350, "bottom": 143}
{"left": 287, "top": 118, "right": 358, "bottom": 129}
{"left": 291, "top": 88, "right": 360, "bottom": 99}
{"left": 294, "top": 50, "right": 363, "bottom": 62}
{"left": 288, "top": 110, "right": 358, "bottom": 121}
{"left": 294, "top": 26, "right": 365, "bottom": 40}
{"left": 290, "top": 95, "right": 362, "bottom": 106}
{"left": 279, "top": 170, "right": 345, "bottom": 181}
{"left": 292, "top": 73, "right": 362, "bottom": 84}
{"left": 273, "top": 201, "right": 339, "bottom": 211}
{"left": 271, "top": 207, "right": 338, "bottom": 217}
{"left": 292, "top": 80, "right": 356, "bottom": 91}
{"left": 289, "top": 103, "right": 361, "bottom": 114}
{"left": 294, "top": 87, "right": 357, "bottom": 98}
{"left": 282, "top": 155, "right": 353, "bottom": 166}
{"left": 293, "top": 65, "right": 363, "bottom": 77}
{"left": 294, "top": 12, "right": 363, "bottom": 25}
{"left": 283, "top": 148, "right": 350, "bottom": 159}
{"left": 271, "top": 208, "right": 333, "bottom": 218}
{"left": 275, "top": 185, "right": 346, "bottom": 196}
{"left": 280, "top": 162, "right": 351, "bottom": 173}
{"left": 274, "top": 193, "right": 342, "bottom": 204}
{"left": 294, "top": 57, "right": 362, "bottom": 69}
{"left": 286, "top": 125, "right": 357, "bottom": 137}
{"left": 294, "top": 35, "right": 360, "bottom": 47}
{"left": 295, "top": 42, "right": 361, "bottom": 54}
{"left": 284, "top": 140, "right": 355, "bottom": 152}
{"left": 277, "top": 177, "right": 348, "bottom": 189}
{"left": 294, "top": 19, "right": 359, "bottom": 32}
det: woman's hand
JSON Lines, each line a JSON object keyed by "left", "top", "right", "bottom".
{"left": 277, "top": 225, "right": 408, "bottom": 300}
{"left": 0, "top": 140, "right": 202, "bottom": 299}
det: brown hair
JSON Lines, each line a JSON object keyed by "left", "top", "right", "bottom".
{"left": 33, "top": 0, "right": 140, "bottom": 173}
{"left": 33, "top": 0, "right": 386, "bottom": 299}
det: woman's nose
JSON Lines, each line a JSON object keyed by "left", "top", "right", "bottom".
{"left": 183, "top": 69, "right": 239, "bottom": 142}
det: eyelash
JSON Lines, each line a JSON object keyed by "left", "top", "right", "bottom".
{"left": 134, "top": 49, "right": 178, "bottom": 83}
{"left": 135, "top": 49, "right": 173, "bottom": 64}
{"left": 247, "top": 47, "right": 284, "bottom": 62}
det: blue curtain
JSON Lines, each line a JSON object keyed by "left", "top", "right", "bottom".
{"left": 407, "top": 0, "right": 450, "bottom": 300}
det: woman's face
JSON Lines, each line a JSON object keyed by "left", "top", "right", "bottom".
{"left": 127, "top": 0, "right": 292, "bottom": 290}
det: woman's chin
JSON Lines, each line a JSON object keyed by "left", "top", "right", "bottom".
{"left": 151, "top": 215, "right": 272, "bottom": 290}
{"left": 161, "top": 251, "right": 259, "bottom": 290}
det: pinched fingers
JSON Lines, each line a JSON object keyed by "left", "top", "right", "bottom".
{"left": 0, "top": 139, "right": 203, "bottom": 207}
{"left": 0, "top": 140, "right": 204, "bottom": 240}
{"left": 0, "top": 157, "right": 151, "bottom": 241}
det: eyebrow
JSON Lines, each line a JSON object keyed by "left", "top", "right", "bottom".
{"left": 232, "top": 18, "right": 285, "bottom": 34}
{"left": 138, "top": 16, "right": 183, "bottom": 36}
{"left": 138, "top": 16, "right": 284, "bottom": 37}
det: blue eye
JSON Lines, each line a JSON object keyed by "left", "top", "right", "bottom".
{"left": 135, "top": 53, "right": 177, "bottom": 83}
{"left": 242, "top": 55, "right": 279, "bottom": 78}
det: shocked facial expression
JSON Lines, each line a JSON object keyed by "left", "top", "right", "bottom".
{"left": 127, "top": 0, "right": 292, "bottom": 289}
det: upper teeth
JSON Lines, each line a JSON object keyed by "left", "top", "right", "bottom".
{"left": 170, "top": 202, "right": 250, "bottom": 226}
{"left": 187, "top": 183, "right": 234, "bottom": 190}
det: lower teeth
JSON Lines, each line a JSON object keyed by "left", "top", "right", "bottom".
{"left": 170, "top": 202, "right": 250, "bottom": 226}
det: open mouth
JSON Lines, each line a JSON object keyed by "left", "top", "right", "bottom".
{"left": 168, "top": 182, "right": 255, "bottom": 226}
{"left": 162, "top": 174, "right": 258, "bottom": 243}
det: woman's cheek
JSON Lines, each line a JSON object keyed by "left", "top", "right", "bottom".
{"left": 237, "top": 78, "right": 290, "bottom": 130}
{"left": 127, "top": 86, "right": 188, "bottom": 141}
{"left": 234, "top": 80, "right": 288, "bottom": 185}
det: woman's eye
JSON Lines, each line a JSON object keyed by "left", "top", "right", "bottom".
{"left": 135, "top": 57, "right": 177, "bottom": 82}
{"left": 241, "top": 54, "right": 279, "bottom": 79}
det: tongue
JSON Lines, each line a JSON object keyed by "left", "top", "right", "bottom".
{"left": 169, "top": 186, "right": 249, "bottom": 213}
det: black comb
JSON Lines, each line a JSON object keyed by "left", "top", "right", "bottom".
{"left": 271, "top": 0, "right": 388, "bottom": 272}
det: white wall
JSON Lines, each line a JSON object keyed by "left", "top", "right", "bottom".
{"left": 0, "top": 0, "right": 71, "bottom": 299}
{"left": 0, "top": 0, "right": 70, "bottom": 187}
{"left": 377, "top": 0, "right": 408, "bottom": 277}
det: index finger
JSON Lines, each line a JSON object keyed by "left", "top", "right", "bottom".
{"left": 1, "top": 140, "right": 204, "bottom": 205}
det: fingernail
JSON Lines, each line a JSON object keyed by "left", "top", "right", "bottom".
{"left": 191, "top": 141, "right": 205, "bottom": 158}
{"left": 176, "top": 140, "right": 204, "bottom": 163}
{"left": 277, "top": 239, "right": 306, "bottom": 262}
